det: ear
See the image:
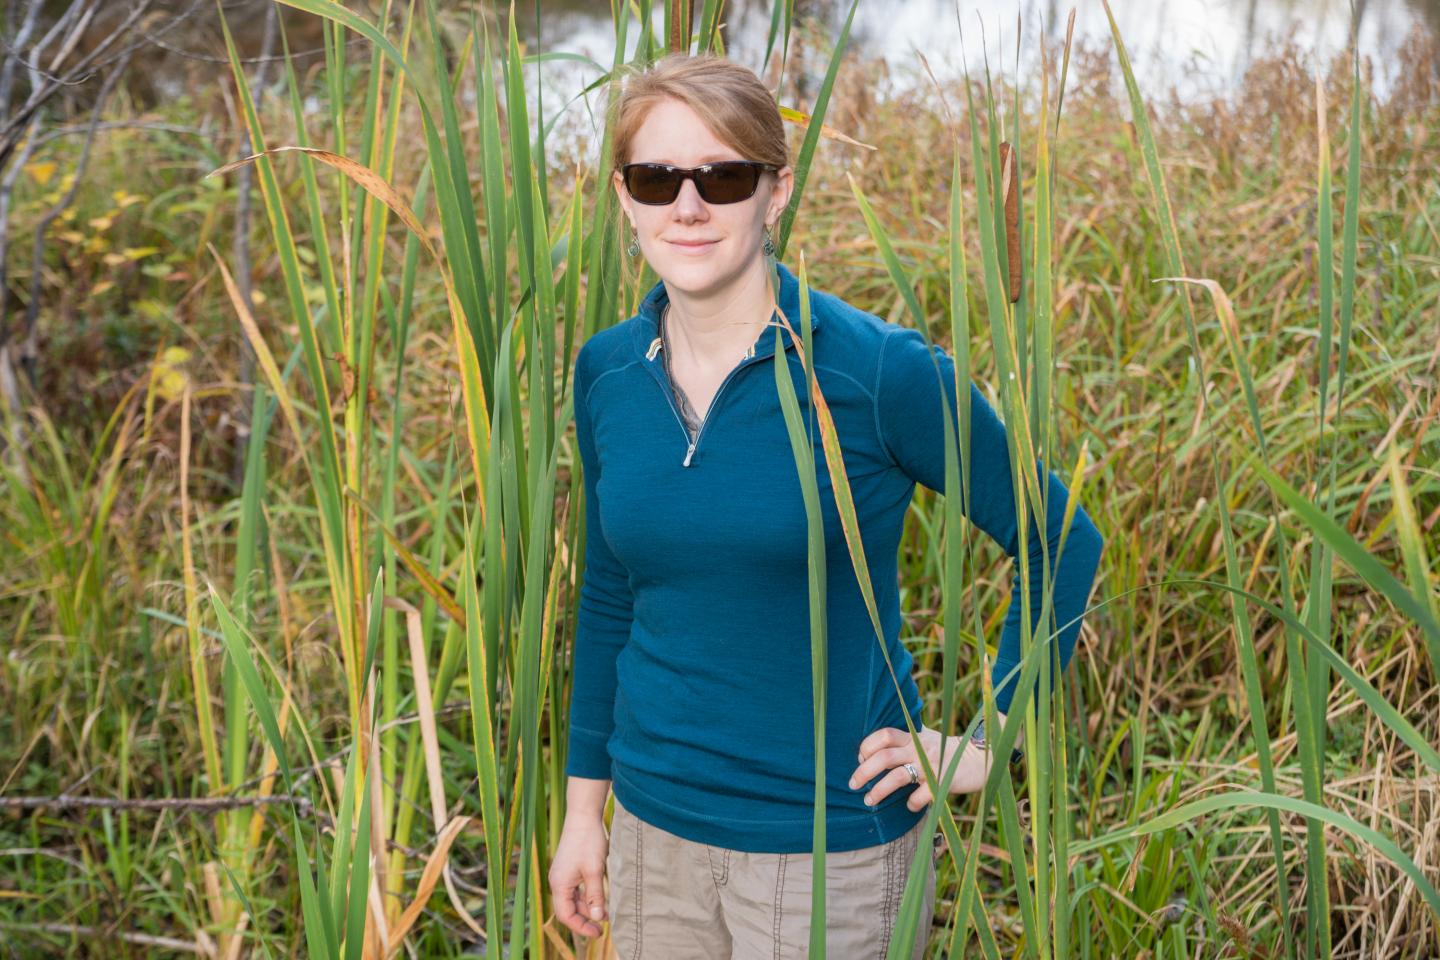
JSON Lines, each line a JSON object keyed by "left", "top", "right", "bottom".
{"left": 767, "top": 166, "right": 794, "bottom": 226}
{"left": 612, "top": 169, "right": 632, "bottom": 224}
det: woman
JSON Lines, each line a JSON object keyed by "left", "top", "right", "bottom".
{"left": 548, "top": 53, "right": 1104, "bottom": 959}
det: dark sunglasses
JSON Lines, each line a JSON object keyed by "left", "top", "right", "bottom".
{"left": 621, "top": 160, "right": 779, "bottom": 205}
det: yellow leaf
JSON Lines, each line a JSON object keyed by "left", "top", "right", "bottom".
{"left": 137, "top": 299, "right": 169, "bottom": 320}
{"left": 102, "top": 252, "right": 127, "bottom": 267}
{"left": 250, "top": 288, "right": 267, "bottom": 306}
{"left": 153, "top": 368, "right": 185, "bottom": 403}
{"left": 123, "top": 246, "right": 159, "bottom": 260}
{"left": 59, "top": 231, "right": 86, "bottom": 245}
{"left": 152, "top": 346, "right": 190, "bottom": 402}
{"left": 89, "top": 215, "right": 114, "bottom": 232}
{"left": 25, "top": 161, "right": 57, "bottom": 186}
{"left": 112, "top": 190, "right": 143, "bottom": 208}
{"left": 92, "top": 280, "right": 115, "bottom": 296}
{"left": 777, "top": 105, "right": 876, "bottom": 150}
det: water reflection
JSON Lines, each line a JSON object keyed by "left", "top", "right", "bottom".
{"left": 513, "top": 0, "right": 1436, "bottom": 154}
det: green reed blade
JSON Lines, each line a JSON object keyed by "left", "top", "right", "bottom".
{"left": 209, "top": 583, "right": 335, "bottom": 959}
{"left": 1070, "top": 790, "right": 1440, "bottom": 921}
{"left": 343, "top": 759, "right": 373, "bottom": 960}
{"left": 1386, "top": 445, "right": 1440, "bottom": 673}
{"left": 218, "top": 9, "right": 350, "bottom": 651}
{"left": 1109, "top": 574, "right": 1440, "bottom": 773}
{"left": 774, "top": 0, "right": 859, "bottom": 262}
{"left": 1098, "top": 2, "right": 1309, "bottom": 949}
{"left": 773, "top": 255, "right": 830, "bottom": 957}
{"left": 329, "top": 746, "right": 358, "bottom": 941}
{"left": 1251, "top": 457, "right": 1440, "bottom": 660}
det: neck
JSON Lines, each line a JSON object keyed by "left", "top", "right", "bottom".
{"left": 662, "top": 256, "right": 774, "bottom": 370}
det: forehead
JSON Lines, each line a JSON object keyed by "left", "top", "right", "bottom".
{"left": 628, "top": 98, "right": 743, "bottom": 165}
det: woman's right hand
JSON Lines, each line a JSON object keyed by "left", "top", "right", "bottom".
{"left": 549, "top": 810, "right": 610, "bottom": 938}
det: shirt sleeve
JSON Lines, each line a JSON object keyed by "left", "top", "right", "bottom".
{"left": 564, "top": 345, "right": 636, "bottom": 779}
{"left": 875, "top": 324, "right": 1105, "bottom": 714}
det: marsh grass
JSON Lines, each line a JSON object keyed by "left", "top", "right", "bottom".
{"left": 0, "top": 2, "right": 1437, "bottom": 957}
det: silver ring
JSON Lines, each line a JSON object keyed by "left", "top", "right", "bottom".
{"left": 903, "top": 762, "right": 919, "bottom": 785}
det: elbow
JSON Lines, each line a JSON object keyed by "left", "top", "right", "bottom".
{"left": 1047, "top": 508, "right": 1103, "bottom": 578}
{"left": 1076, "top": 511, "right": 1105, "bottom": 563}
{"left": 1039, "top": 502, "right": 1105, "bottom": 568}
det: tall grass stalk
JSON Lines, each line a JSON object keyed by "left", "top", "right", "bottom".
{"left": 793, "top": 2, "right": 1439, "bottom": 956}
{"left": 191, "top": 0, "right": 1440, "bottom": 956}
{"left": 203, "top": 0, "right": 859, "bottom": 955}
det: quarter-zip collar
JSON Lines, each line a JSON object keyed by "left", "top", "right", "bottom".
{"left": 632, "top": 260, "right": 817, "bottom": 467}
{"left": 631, "top": 260, "right": 817, "bottom": 363}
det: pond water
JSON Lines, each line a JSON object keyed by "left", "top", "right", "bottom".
{"left": 513, "top": 0, "right": 1437, "bottom": 156}
{"left": 519, "top": 0, "right": 1435, "bottom": 96}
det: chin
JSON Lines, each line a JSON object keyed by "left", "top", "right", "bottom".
{"left": 660, "top": 260, "right": 732, "bottom": 295}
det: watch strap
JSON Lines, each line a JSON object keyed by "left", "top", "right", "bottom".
{"left": 970, "top": 716, "right": 1024, "bottom": 766}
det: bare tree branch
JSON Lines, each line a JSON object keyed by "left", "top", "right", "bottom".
{"left": 229, "top": 0, "right": 278, "bottom": 490}
{"left": 0, "top": 791, "right": 429, "bottom": 858}
{"left": 0, "top": 922, "right": 211, "bottom": 956}
{"left": 14, "top": 48, "right": 129, "bottom": 375}
{"left": 0, "top": 0, "right": 43, "bottom": 125}
{"left": 0, "top": 793, "right": 318, "bottom": 814}
{"left": 0, "top": 0, "right": 155, "bottom": 170}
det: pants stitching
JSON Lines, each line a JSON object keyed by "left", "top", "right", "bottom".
{"left": 878, "top": 834, "right": 897, "bottom": 959}
{"left": 772, "top": 852, "right": 787, "bottom": 960}
{"left": 631, "top": 810, "right": 644, "bottom": 960}
{"left": 708, "top": 844, "right": 730, "bottom": 890}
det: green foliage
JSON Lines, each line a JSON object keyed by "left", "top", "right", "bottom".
{"left": 0, "top": 2, "right": 1437, "bottom": 958}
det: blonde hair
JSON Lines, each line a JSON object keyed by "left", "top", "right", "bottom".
{"left": 608, "top": 53, "right": 790, "bottom": 173}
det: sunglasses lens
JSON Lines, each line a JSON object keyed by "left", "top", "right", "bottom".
{"left": 697, "top": 163, "right": 760, "bottom": 203}
{"left": 624, "top": 162, "right": 768, "bottom": 205}
{"left": 626, "top": 165, "right": 681, "bottom": 204}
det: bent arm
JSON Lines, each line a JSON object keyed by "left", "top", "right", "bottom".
{"left": 875, "top": 325, "right": 1105, "bottom": 715}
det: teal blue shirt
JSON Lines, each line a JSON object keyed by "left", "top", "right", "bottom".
{"left": 566, "top": 261, "right": 1104, "bottom": 853}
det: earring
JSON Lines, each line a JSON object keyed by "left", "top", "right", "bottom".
{"left": 627, "top": 227, "right": 640, "bottom": 257}
{"left": 761, "top": 225, "right": 776, "bottom": 257}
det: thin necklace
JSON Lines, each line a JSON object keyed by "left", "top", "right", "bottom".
{"left": 661, "top": 303, "right": 760, "bottom": 363}
{"left": 660, "top": 304, "right": 701, "bottom": 439}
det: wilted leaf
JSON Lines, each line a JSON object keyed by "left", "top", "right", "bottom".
{"left": 152, "top": 346, "right": 191, "bottom": 401}
{"left": 25, "top": 161, "right": 57, "bottom": 186}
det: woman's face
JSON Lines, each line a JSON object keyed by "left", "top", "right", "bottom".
{"left": 613, "top": 97, "right": 792, "bottom": 302}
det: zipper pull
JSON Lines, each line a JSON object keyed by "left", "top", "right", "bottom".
{"left": 683, "top": 441, "right": 696, "bottom": 467}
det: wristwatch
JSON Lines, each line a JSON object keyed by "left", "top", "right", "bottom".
{"left": 970, "top": 716, "right": 1024, "bottom": 766}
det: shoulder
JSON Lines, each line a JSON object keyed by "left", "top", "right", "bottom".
{"left": 575, "top": 315, "right": 644, "bottom": 402}
{"left": 804, "top": 281, "right": 935, "bottom": 393}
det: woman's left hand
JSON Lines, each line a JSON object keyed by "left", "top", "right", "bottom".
{"left": 850, "top": 718, "right": 1003, "bottom": 812}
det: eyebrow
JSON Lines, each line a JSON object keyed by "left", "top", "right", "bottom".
{"left": 646, "top": 154, "right": 742, "bottom": 165}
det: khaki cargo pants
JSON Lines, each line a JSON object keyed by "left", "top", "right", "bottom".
{"left": 603, "top": 794, "right": 938, "bottom": 959}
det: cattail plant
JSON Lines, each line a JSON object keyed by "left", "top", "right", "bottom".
{"left": 196, "top": 0, "right": 1440, "bottom": 957}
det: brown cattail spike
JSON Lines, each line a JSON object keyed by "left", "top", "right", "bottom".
{"left": 999, "top": 141, "right": 1021, "bottom": 304}
{"left": 669, "top": 0, "right": 692, "bottom": 55}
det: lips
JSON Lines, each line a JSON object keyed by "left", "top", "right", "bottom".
{"left": 669, "top": 239, "right": 718, "bottom": 248}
